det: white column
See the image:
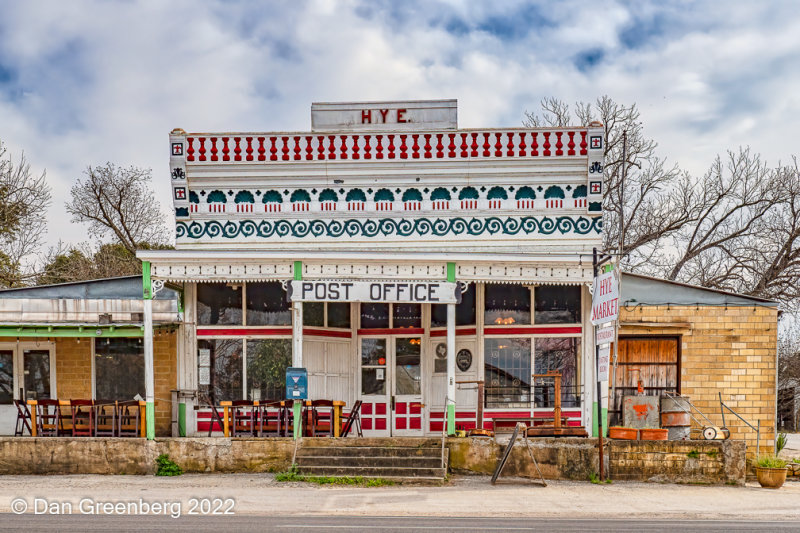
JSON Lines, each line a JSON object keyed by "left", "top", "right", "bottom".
{"left": 292, "top": 301, "right": 303, "bottom": 367}
{"left": 446, "top": 302, "right": 456, "bottom": 435}
{"left": 143, "top": 297, "right": 155, "bottom": 439}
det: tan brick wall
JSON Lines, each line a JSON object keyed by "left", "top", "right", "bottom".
{"left": 153, "top": 330, "right": 177, "bottom": 436}
{"left": 619, "top": 305, "right": 778, "bottom": 456}
{"left": 1, "top": 332, "right": 177, "bottom": 437}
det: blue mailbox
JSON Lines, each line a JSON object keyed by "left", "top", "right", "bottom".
{"left": 285, "top": 367, "right": 308, "bottom": 400}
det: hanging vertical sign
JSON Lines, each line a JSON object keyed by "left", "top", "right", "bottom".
{"left": 591, "top": 269, "right": 619, "bottom": 326}
{"left": 597, "top": 345, "right": 610, "bottom": 381}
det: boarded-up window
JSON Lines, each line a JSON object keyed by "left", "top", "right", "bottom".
{"left": 610, "top": 336, "right": 679, "bottom": 426}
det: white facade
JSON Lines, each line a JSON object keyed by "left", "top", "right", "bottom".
{"left": 139, "top": 99, "right": 604, "bottom": 437}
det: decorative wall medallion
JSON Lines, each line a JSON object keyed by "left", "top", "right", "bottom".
{"left": 456, "top": 349, "right": 472, "bottom": 372}
{"left": 436, "top": 343, "right": 447, "bottom": 358}
{"left": 171, "top": 142, "right": 184, "bottom": 156}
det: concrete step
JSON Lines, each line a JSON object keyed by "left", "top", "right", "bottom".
{"left": 296, "top": 446, "right": 442, "bottom": 458}
{"left": 296, "top": 465, "right": 447, "bottom": 478}
{"left": 297, "top": 455, "right": 443, "bottom": 468}
{"left": 297, "top": 438, "right": 441, "bottom": 448}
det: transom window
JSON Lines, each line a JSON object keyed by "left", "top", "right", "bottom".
{"left": 360, "top": 303, "right": 421, "bottom": 329}
{"left": 303, "top": 302, "right": 351, "bottom": 328}
{"left": 484, "top": 284, "right": 531, "bottom": 325}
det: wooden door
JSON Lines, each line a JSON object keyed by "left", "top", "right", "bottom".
{"left": 610, "top": 336, "right": 679, "bottom": 426}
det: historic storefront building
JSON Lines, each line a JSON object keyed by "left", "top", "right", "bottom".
{"left": 136, "top": 100, "right": 606, "bottom": 437}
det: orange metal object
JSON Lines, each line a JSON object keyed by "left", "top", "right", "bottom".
{"left": 608, "top": 426, "right": 638, "bottom": 440}
{"left": 639, "top": 428, "right": 668, "bottom": 441}
{"left": 660, "top": 411, "right": 691, "bottom": 427}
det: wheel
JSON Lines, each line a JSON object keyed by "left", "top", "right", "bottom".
{"left": 702, "top": 426, "right": 717, "bottom": 440}
{"left": 720, "top": 427, "right": 730, "bottom": 439}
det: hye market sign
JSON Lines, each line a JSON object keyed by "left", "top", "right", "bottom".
{"left": 287, "top": 280, "right": 460, "bottom": 304}
{"left": 591, "top": 269, "right": 619, "bottom": 326}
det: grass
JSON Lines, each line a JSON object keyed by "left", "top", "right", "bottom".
{"left": 155, "top": 454, "right": 183, "bottom": 476}
{"left": 706, "top": 450, "right": 719, "bottom": 458}
{"left": 275, "top": 464, "right": 395, "bottom": 487}
{"left": 776, "top": 433, "right": 788, "bottom": 454}
{"left": 589, "top": 472, "right": 612, "bottom": 484}
{"left": 686, "top": 450, "right": 701, "bottom": 459}
{"left": 756, "top": 455, "right": 787, "bottom": 469}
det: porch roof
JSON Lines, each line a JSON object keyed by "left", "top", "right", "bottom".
{"left": 136, "top": 249, "right": 594, "bottom": 285}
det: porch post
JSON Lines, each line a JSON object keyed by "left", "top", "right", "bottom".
{"left": 292, "top": 261, "right": 303, "bottom": 439}
{"left": 446, "top": 262, "right": 456, "bottom": 436}
{"left": 142, "top": 261, "right": 155, "bottom": 440}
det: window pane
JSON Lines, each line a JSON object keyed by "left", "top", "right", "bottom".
{"left": 431, "top": 284, "right": 476, "bottom": 327}
{"left": 484, "top": 338, "right": 531, "bottom": 408}
{"left": 95, "top": 338, "right": 145, "bottom": 400}
{"left": 534, "top": 337, "right": 580, "bottom": 408}
{"left": 327, "top": 302, "right": 351, "bottom": 328}
{"left": 246, "top": 282, "right": 291, "bottom": 325}
{"left": 0, "top": 350, "right": 13, "bottom": 404}
{"left": 302, "top": 302, "right": 324, "bottom": 327}
{"left": 361, "top": 368, "right": 386, "bottom": 395}
{"left": 393, "top": 303, "right": 421, "bottom": 328}
{"left": 535, "top": 286, "right": 581, "bottom": 324}
{"left": 199, "top": 339, "right": 243, "bottom": 402}
{"left": 361, "top": 303, "right": 389, "bottom": 328}
{"left": 246, "top": 339, "right": 291, "bottom": 402}
{"left": 395, "top": 338, "right": 421, "bottom": 395}
{"left": 361, "top": 338, "right": 387, "bottom": 366}
{"left": 23, "top": 350, "right": 51, "bottom": 401}
{"left": 198, "top": 283, "right": 242, "bottom": 325}
{"left": 484, "top": 284, "right": 531, "bottom": 325}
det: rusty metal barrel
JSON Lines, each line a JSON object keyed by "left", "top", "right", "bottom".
{"left": 661, "top": 395, "right": 691, "bottom": 440}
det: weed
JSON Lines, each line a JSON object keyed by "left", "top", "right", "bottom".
{"left": 275, "top": 463, "right": 303, "bottom": 482}
{"left": 686, "top": 450, "right": 700, "bottom": 459}
{"left": 589, "top": 472, "right": 600, "bottom": 484}
{"left": 155, "top": 454, "right": 183, "bottom": 476}
{"left": 776, "top": 433, "right": 788, "bottom": 454}
{"left": 274, "top": 465, "right": 394, "bottom": 487}
{"left": 706, "top": 450, "right": 719, "bottom": 458}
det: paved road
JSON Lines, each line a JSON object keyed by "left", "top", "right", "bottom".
{"left": 2, "top": 514, "right": 799, "bottom": 532}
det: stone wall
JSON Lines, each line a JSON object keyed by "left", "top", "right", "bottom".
{"left": 619, "top": 305, "right": 778, "bottom": 456}
{"left": 608, "top": 440, "right": 746, "bottom": 484}
{"left": 0, "top": 436, "right": 744, "bottom": 484}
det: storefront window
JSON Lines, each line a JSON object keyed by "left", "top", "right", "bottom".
{"left": 247, "top": 282, "right": 291, "bottom": 325}
{"left": 534, "top": 286, "right": 581, "bottom": 324}
{"left": 199, "top": 339, "right": 243, "bottom": 402}
{"left": 431, "top": 284, "right": 476, "bottom": 327}
{"left": 246, "top": 339, "right": 291, "bottom": 402}
{"left": 361, "top": 303, "right": 389, "bottom": 328}
{"left": 198, "top": 283, "right": 242, "bottom": 325}
{"left": 302, "top": 302, "right": 324, "bottom": 327}
{"left": 0, "top": 350, "right": 13, "bottom": 404}
{"left": 534, "top": 337, "right": 580, "bottom": 407}
{"left": 327, "top": 302, "right": 351, "bottom": 328}
{"left": 95, "top": 338, "right": 144, "bottom": 400}
{"left": 393, "top": 304, "right": 421, "bottom": 328}
{"left": 484, "top": 284, "right": 531, "bottom": 325}
{"left": 484, "top": 337, "right": 531, "bottom": 408}
{"left": 361, "top": 338, "right": 387, "bottom": 395}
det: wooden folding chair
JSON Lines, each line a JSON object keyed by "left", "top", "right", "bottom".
{"left": 117, "top": 400, "right": 141, "bottom": 437}
{"left": 309, "top": 400, "right": 335, "bottom": 437}
{"left": 231, "top": 400, "right": 256, "bottom": 437}
{"left": 14, "top": 399, "right": 32, "bottom": 436}
{"left": 70, "top": 399, "right": 95, "bottom": 437}
{"left": 341, "top": 400, "right": 363, "bottom": 437}
{"left": 94, "top": 400, "right": 117, "bottom": 437}
{"left": 35, "top": 399, "right": 62, "bottom": 437}
{"left": 257, "top": 401, "right": 282, "bottom": 437}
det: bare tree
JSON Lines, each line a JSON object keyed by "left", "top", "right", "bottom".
{"left": 0, "top": 140, "right": 51, "bottom": 287}
{"left": 65, "top": 163, "right": 169, "bottom": 256}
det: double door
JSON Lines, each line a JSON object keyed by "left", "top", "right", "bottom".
{"left": 359, "top": 336, "right": 423, "bottom": 436}
{"left": 0, "top": 344, "right": 55, "bottom": 435}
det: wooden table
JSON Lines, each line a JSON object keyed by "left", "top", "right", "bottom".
{"left": 27, "top": 400, "right": 148, "bottom": 438}
{"left": 219, "top": 400, "right": 346, "bottom": 438}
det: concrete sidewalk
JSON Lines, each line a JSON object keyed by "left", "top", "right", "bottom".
{"left": 1, "top": 474, "right": 799, "bottom": 520}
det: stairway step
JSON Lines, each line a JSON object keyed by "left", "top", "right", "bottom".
{"left": 297, "top": 455, "right": 443, "bottom": 468}
{"left": 296, "top": 446, "right": 442, "bottom": 458}
{"left": 296, "top": 465, "right": 446, "bottom": 478}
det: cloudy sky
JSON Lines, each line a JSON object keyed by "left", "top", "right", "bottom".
{"left": 1, "top": 0, "right": 799, "bottom": 251}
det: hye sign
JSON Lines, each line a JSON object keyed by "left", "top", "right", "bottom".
{"left": 591, "top": 270, "right": 619, "bottom": 326}
{"left": 287, "top": 280, "right": 460, "bottom": 304}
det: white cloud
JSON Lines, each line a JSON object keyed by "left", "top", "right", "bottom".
{"left": 0, "top": 0, "right": 799, "bottom": 254}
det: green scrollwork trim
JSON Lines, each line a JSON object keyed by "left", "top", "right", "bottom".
{"left": 176, "top": 216, "right": 602, "bottom": 240}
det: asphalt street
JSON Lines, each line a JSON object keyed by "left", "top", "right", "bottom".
{"left": 2, "top": 514, "right": 800, "bottom": 532}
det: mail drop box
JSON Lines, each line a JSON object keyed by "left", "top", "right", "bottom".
{"left": 285, "top": 367, "right": 308, "bottom": 400}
